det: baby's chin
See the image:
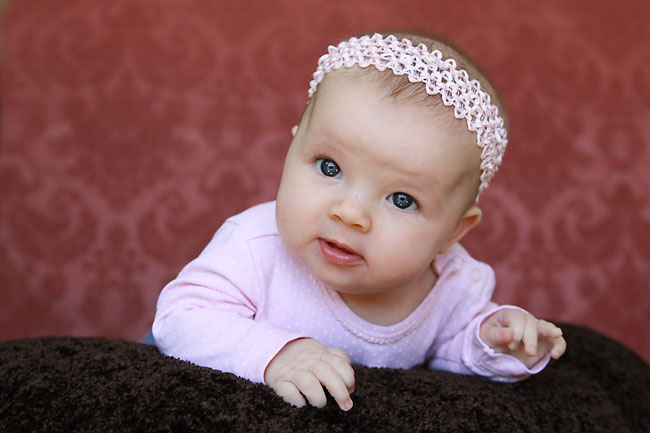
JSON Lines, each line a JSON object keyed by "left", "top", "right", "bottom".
{"left": 314, "top": 270, "right": 397, "bottom": 296}
{"left": 304, "top": 264, "right": 369, "bottom": 292}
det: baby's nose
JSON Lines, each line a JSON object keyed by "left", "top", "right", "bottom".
{"left": 328, "top": 198, "right": 371, "bottom": 232}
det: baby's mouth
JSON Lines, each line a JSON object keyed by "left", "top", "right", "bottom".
{"left": 318, "top": 238, "right": 363, "bottom": 265}
{"left": 327, "top": 241, "right": 355, "bottom": 254}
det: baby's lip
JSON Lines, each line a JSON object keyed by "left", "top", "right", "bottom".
{"left": 318, "top": 238, "right": 364, "bottom": 265}
{"left": 322, "top": 238, "right": 360, "bottom": 255}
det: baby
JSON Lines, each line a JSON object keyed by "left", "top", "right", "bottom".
{"left": 152, "top": 31, "right": 566, "bottom": 412}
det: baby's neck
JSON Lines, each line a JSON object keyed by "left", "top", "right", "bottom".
{"left": 337, "top": 267, "right": 438, "bottom": 326}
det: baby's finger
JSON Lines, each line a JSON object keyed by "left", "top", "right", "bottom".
{"left": 503, "top": 310, "right": 527, "bottom": 351}
{"left": 521, "top": 315, "right": 539, "bottom": 356}
{"left": 323, "top": 352, "right": 355, "bottom": 392}
{"left": 291, "top": 369, "right": 328, "bottom": 408}
{"left": 486, "top": 325, "right": 515, "bottom": 347}
{"left": 550, "top": 335, "right": 567, "bottom": 359}
{"left": 538, "top": 320, "right": 563, "bottom": 339}
{"left": 273, "top": 379, "right": 307, "bottom": 408}
{"left": 328, "top": 348, "right": 351, "bottom": 364}
{"left": 310, "top": 360, "right": 353, "bottom": 411}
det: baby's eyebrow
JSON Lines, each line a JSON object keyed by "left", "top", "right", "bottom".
{"left": 386, "top": 169, "right": 440, "bottom": 200}
{"left": 308, "top": 126, "right": 344, "bottom": 146}
{"left": 305, "top": 123, "right": 444, "bottom": 197}
{"left": 386, "top": 152, "right": 442, "bottom": 188}
{"left": 303, "top": 128, "right": 351, "bottom": 159}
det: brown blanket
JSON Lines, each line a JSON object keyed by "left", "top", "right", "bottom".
{"left": 1, "top": 324, "right": 648, "bottom": 432}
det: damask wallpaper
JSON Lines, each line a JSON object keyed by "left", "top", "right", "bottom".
{"left": 1, "top": 0, "right": 649, "bottom": 363}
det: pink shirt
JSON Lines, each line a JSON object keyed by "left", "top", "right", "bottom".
{"left": 153, "top": 201, "right": 548, "bottom": 384}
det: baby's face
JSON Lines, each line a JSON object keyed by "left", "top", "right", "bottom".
{"left": 276, "top": 69, "right": 480, "bottom": 295}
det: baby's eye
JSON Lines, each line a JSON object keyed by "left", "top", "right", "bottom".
{"left": 389, "top": 192, "right": 418, "bottom": 211}
{"left": 316, "top": 158, "right": 341, "bottom": 177}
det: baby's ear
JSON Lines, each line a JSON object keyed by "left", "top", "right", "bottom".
{"left": 291, "top": 125, "right": 299, "bottom": 136}
{"left": 440, "top": 206, "right": 482, "bottom": 253}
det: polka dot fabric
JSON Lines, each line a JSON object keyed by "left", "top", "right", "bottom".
{"left": 153, "top": 201, "right": 547, "bottom": 383}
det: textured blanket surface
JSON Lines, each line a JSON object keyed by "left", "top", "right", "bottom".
{"left": 1, "top": 324, "right": 649, "bottom": 433}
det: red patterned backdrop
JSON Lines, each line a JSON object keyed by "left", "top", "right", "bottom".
{"left": 1, "top": 0, "right": 649, "bottom": 363}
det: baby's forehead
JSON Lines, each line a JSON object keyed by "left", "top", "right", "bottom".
{"left": 315, "top": 67, "right": 458, "bottom": 121}
{"left": 313, "top": 68, "right": 478, "bottom": 147}
{"left": 315, "top": 67, "right": 409, "bottom": 99}
{"left": 307, "top": 70, "right": 482, "bottom": 197}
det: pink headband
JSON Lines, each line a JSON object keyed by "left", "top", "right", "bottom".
{"left": 308, "top": 33, "right": 508, "bottom": 197}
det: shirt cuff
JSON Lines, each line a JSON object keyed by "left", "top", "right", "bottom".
{"left": 467, "top": 305, "right": 551, "bottom": 382}
{"left": 243, "top": 323, "right": 306, "bottom": 384}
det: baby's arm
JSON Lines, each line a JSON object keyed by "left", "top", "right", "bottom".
{"left": 153, "top": 217, "right": 355, "bottom": 410}
{"left": 264, "top": 338, "right": 355, "bottom": 411}
{"left": 479, "top": 308, "right": 567, "bottom": 368}
{"left": 153, "top": 221, "right": 306, "bottom": 384}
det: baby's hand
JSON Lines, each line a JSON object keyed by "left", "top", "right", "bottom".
{"left": 264, "top": 338, "right": 355, "bottom": 411}
{"left": 480, "top": 308, "right": 567, "bottom": 368}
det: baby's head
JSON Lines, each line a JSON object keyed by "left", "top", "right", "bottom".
{"left": 275, "top": 32, "right": 509, "bottom": 294}
{"left": 309, "top": 31, "right": 508, "bottom": 201}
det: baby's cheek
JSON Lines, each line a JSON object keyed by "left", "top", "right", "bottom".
{"left": 276, "top": 197, "right": 316, "bottom": 259}
{"left": 370, "top": 250, "right": 430, "bottom": 287}
{"left": 275, "top": 201, "right": 296, "bottom": 243}
{"left": 276, "top": 209, "right": 297, "bottom": 245}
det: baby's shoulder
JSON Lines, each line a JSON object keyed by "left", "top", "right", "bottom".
{"left": 224, "top": 201, "right": 280, "bottom": 240}
{"left": 200, "top": 201, "right": 279, "bottom": 254}
{"left": 436, "top": 243, "right": 495, "bottom": 286}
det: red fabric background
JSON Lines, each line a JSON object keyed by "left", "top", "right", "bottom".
{"left": 1, "top": 0, "right": 649, "bottom": 363}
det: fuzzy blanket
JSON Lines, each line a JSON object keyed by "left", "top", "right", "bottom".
{"left": 1, "top": 324, "right": 648, "bottom": 433}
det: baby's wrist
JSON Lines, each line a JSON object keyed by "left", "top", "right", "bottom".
{"left": 264, "top": 338, "right": 314, "bottom": 384}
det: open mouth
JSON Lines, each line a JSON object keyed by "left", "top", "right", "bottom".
{"left": 318, "top": 238, "right": 363, "bottom": 265}
{"left": 327, "top": 241, "right": 355, "bottom": 255}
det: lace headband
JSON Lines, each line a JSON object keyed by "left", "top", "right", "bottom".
{"left": 308, "top": 33, "right": 508, "bottom": 197}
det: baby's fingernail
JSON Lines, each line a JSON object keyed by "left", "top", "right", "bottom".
{"left": 342, "top": 399, "right": 353, "bottom": 411}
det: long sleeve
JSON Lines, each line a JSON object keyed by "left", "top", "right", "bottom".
{"left": 426, "top": 245, "right": 550, "bottom": 382}
{"left": 152, "top": 219, "right": 305, "bottom": 384}
{"left": 429, "top": 304, "right": 550, "bottom": 382}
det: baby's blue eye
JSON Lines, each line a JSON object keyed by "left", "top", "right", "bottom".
{"left": 317, "top": 159, "right": 341, "bottom": 177}
{"left": 389, "top": 192, "right": 418, "bottom": 210}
